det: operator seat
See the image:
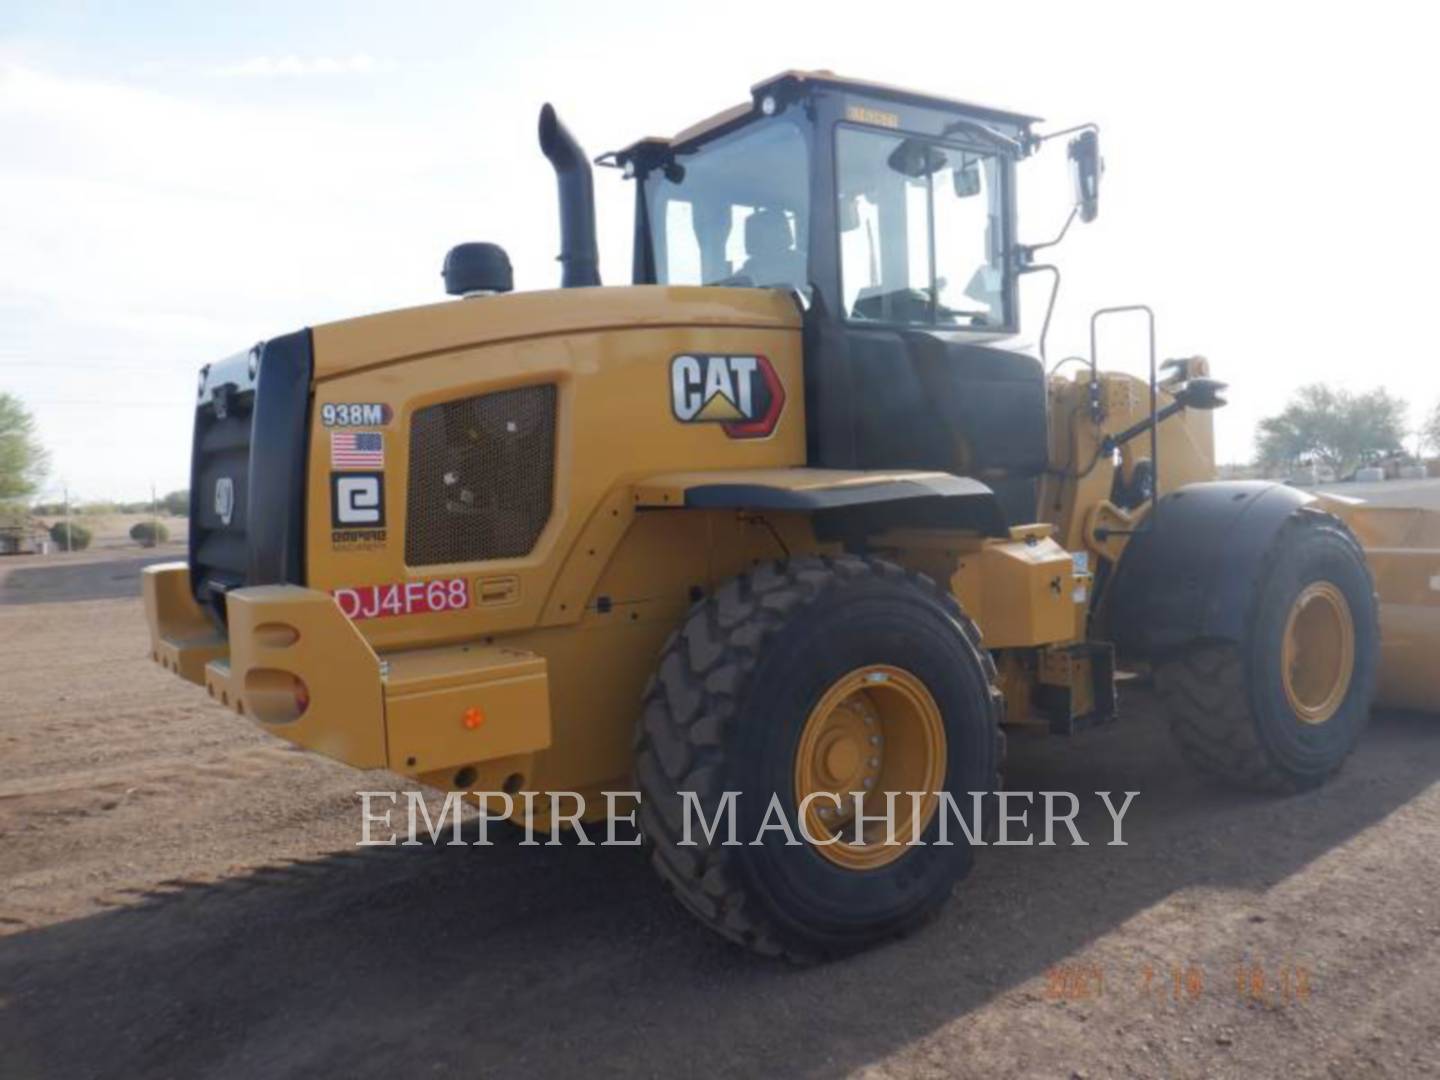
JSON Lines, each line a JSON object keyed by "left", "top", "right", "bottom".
{"left": 739, "top": 209, "right": 806, "bottom": 290}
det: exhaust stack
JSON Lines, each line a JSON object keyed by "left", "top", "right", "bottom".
{"left": 538, "top": 104, "right": 601, "bottom": 288}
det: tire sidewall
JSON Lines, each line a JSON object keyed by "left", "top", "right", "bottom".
{"left": 724, "top": 574, "right": 995, "bottom": 948}
{"left": 1247, "top": 521, "right": 1377, "bottom": 785}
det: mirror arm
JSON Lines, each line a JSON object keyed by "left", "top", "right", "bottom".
{"left": 1028, "top": 121, "right": 1100, "bottom": 151}
{"left": 1021, "top": 206, "right": 1078, "bottom": 259}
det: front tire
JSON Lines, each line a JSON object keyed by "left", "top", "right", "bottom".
{"left": 1156, "top": 512, "right": 1378, "bottom": 792}
{"left": 634, "top": 555, "right": 1003, "bottom": 962}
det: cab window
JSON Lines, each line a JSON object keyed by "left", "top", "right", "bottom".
{"left": 837, "top": 125, "right": 1007, "bottom": 328}
{"left": 645, "top": 119, "right": 810, "bottom": 292}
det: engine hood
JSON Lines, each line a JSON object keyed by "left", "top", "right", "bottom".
{"left": 309, "top": 285, "right": 801, "bottom": 382}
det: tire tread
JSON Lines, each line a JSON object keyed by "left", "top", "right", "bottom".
{"left": 633, "top": 554, "right": 1001, "bottom": 962}
{"left": 1156, "top": 511, "right": 1378, "bottom": 793}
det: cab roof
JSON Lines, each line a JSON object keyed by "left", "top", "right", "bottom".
{"left": 611, "top": 70, "right": 1042, "bottom": 163}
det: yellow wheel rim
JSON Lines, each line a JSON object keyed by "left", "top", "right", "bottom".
{"left": 793, "top": 665, "right": 947, "bottom": 871}
{"left": 1281, "top": 582, "right": 1355, "bottom": 725}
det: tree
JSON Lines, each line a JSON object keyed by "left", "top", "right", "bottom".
{"left": 0, "top": 394, "right": 49, "bottom": 501}
{"left": 161, "top": 489, "right": 190, "bottom": 516}
{"left": 129, "top": 521, "right": 170, "bottom": 546}
{"left": 1424, "top": 401, "right": 1440, "bottom": 457}
{"left": 49, "top": 521, "right": 91, "bottom": 551}
{"left": 1256, "top": 384, "right": 1408, "bottom": 478}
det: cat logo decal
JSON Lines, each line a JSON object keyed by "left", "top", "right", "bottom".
{"left": 669, "top": 354, "right": 785, "bottom": 439}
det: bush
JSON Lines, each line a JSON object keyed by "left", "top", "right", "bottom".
{"left": 49, "top": 521, "right": 91, "bottom": 551}
{"left": 129, "top": 521, "right": 171, "bottom": 546}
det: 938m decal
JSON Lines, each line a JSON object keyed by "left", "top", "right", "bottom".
{"left": 670, "top": 354, "right": 785, "bottom": 439}
{"left": 321, "top": 402, "right": 393, "bottom": 427}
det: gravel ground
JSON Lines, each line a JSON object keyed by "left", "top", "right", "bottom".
{"left": 2, "top": 510, "right": 1439, "bottom": 1079}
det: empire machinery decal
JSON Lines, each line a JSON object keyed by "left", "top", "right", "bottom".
{"left": 669, "top": 353, "right": 785, "bottom": 439}
{"left": 330, "top": 470, "right": 387, "bottom": 551}
{"left": 334, "top": 578, "right": 472, "bottom": 620}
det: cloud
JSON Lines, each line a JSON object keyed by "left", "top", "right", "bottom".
{"left": 0, "top": 59, "right": 475, "bottom": 499}
{"left": 213, "top": 53, "right": 396, "bottom": 78}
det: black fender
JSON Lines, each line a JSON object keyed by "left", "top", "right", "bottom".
{"left": 1105, "top": 480, "right": 1319, "bottom": 656}
{"left": 633, "top": 468, "right": 1009, "bottom": 538}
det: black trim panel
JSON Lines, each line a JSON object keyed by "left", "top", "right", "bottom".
{"left": 247, "top": 329, "right": 313, "bottom": 589}
{"left": 187, "top": 329, "right": 314, "bottom": 626}
{"left": 675, "top": 473, "right": 1007, "bottom": 537}
{"left": 680, "top": 474, "right": 986, "bottom": 510}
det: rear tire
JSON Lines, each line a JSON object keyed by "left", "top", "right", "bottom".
{"left": 1156, "top": 512, "right": 1378, "bottom": 792}
{"left": 634, "top": 555, "right": 1002, "bottom": 962}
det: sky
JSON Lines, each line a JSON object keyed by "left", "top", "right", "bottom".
{"left": 2, "top": 1, "right": 1438, "bottom": 502}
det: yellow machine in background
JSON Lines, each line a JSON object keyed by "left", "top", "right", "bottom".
{"left": 1310, "top": 496, "right": 1440, "bottom": 711}
{"left": 144, "top": 71, "right": 1440, "bottom": 961}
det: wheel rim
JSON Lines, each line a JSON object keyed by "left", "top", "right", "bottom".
{"left": 1281, "top": 582, "right": 1355, "bottom": 725}
{"left": 793, "top": 665, "right": 947, "bottom": 870}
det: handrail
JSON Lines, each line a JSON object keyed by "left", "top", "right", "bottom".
{"left": 1089, "top": 305, "right": 1158, "bottom": 538}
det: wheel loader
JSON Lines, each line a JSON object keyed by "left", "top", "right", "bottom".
{"left": 143, "top": 71, "right": 1440, "bottom": 960}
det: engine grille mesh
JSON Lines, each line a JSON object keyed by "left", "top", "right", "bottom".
{"left": 406, "top": 384, "right": 557, "bottom": 566}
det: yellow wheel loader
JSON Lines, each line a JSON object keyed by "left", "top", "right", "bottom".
{"left": 143, "top": 71, "right": 1440, "bottom": 960}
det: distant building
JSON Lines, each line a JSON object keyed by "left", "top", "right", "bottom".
{"left": 0, "top": 508, "right": 48, "bottom": 555}
{"left": 1218, "top": 462, "right": 1264, "bottom": 481}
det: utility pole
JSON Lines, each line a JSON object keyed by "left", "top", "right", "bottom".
{"left": 151, "top": 482, "right": 158, "bottom": 548}
{"left": 62, "top": 486, "right": 72, "bottom": 553}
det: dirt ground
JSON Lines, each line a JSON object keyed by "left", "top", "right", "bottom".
{"left": 2, "top": 523, "right": 1440, "bottom": 1079}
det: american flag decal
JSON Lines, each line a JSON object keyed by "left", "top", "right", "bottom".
{"left": 331, "top": 431, "right": 384, "bottom": 469}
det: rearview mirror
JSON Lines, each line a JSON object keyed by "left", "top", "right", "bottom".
{"left": 1068, "top": 129, "right": 1101, "bottom": 223}
{"left": 887, "top": 138, "right": 948, "bottom": 179}
{"left": 953, "top": 160, "right": 982, "bottom": 198}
